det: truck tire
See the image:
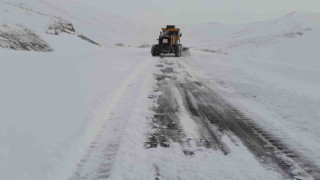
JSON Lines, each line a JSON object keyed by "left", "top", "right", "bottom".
{"left": 152, "top": 50, "right": 157, "bottom": 56}
{"left": 151, "top": 45, "right": 158, "bottom": 56}
{"left": 175, "top": 45, "right": 182, "bottom": 57}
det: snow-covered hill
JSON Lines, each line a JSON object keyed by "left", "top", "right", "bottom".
{"left": 0, "top": 1, "right": 157, "bottom": 179}
{"left": 184, "top": 11, "right": 320, "bottom": 174}
{"left": 0, "top": 1, "right": 100, "bottom": 51}
{"left": 0, "top": 0, "right": 158, "bottom": 52}
{"left": 184, "top": 11, "right": 320, "bottom": 69}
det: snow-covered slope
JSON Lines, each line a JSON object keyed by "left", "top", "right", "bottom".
{"left": 184, "top": 11, "right": 320, "bottom": 172}
{"left": 25, "top": 0, "right": 158, "bottom": 46}
{"left": 0, "top": 0, "right": 102, "bottom": 52}
{"left": 184, "top": 11, "right": 320, "bottom": 69}
{"left": 0, "top": 1, "right": 156, "bottom": 179}
{"left": 0, "top": 0, "right": 158, "bottom": 51}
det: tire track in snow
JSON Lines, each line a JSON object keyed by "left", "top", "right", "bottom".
{"left": 148, "top": 59, "right": 230, "bottom": 153}
{"left": 146, "top": 56, "right": 317, "bottom": 179}
{"left": 70, "top": 57, "right": 154, "bottom": 180}
{"left": 176, "top": 58, "right": 320, "bottom": 179}
{"left": 145, "top": 59, "right": 204, "bottom": 155}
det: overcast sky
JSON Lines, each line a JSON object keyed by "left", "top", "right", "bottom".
{"left": 79, "top": 0, "right": 320, "bottom": 24}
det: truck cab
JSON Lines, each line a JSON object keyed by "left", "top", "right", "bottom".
{"left": 151, "top": 25, "right": 183, "bottom": 57}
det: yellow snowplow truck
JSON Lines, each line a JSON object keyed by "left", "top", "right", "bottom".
{"left": 151, "top": 25, "right": 184, "bottom": 57}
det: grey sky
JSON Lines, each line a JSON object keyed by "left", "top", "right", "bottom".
{"left": 80, "top": 0, "right": 320, "bottom": 24}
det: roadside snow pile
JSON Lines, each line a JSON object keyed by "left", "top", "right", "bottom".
{"left": 185, "top": 11, "right": 320, "bottom": 169}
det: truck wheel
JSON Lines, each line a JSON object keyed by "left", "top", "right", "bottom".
{"left": 152, "top": 51, "right": 157, "bottom": 56}
{"left": 151, "top": 46, "right": 158, "bottom": 56}
{"left": 175, "top": 46, "right": 182, "bottom": 57}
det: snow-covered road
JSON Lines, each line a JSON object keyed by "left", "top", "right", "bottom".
{"left": 70, "top": 51, "right": 156, "bottom": 179}
{"left": 65, "top": 51, "right": 319, "bottom": 180}
{"left": 1, "top": 46, "right": 319, "bottom": 180}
